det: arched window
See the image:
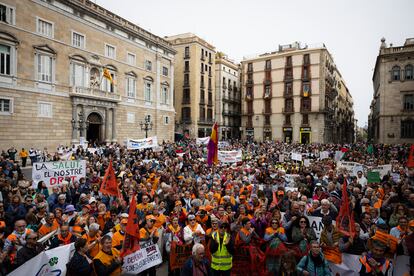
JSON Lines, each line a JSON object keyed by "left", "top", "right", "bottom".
{"left": 392, "top": 65, "right": 401, "bottom": 81}
{"left": 405, "top": 64, "right": 413, "bottom": 80}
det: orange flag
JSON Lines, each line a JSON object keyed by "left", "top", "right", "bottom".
{"left": 408, "top": 144, "right": 414, "bottom": 168}
{"left": 99, "top": 160, "right": 119, "bottom": 197}
{"left": 122, "top": 194, "right": 140, "bottom": 257}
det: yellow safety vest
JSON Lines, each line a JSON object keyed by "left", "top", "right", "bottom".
{"left": 211, "top": 232, "right": 232, "bottom": 271}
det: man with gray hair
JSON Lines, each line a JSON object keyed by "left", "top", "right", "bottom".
{"left": 312, "top": 199, "right": 338, "bottom": 220}
{"left": 181, "top": 243, "right": 210, "bottom": 276}
{"left": 81, "top": 222, "right": 101, "bottom": 257}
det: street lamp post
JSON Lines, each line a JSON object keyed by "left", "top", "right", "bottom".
{"left": 140, "top": 116, "right": 153, "bottom": 138}
{"left": 71, "top": 111, "right": 90, "bottom": 141}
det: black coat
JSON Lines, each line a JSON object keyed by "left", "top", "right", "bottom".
{"left": 16, "top": 245, "right": 39, "bottom": 267}
{"left": 67, "top": 251, "right": 93, "bottom": 276}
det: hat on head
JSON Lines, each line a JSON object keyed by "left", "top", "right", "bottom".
{"left": 146, "top": 215, "right": 156, "bottom": 221}
{"left": 120, "top": 213, "right": 129, "bottom": 218}
{"left": 64, "top": 205, "right": 76, "bottom": 213}
{"left": 89, "top": 197, "right": 96, "bottom": 204}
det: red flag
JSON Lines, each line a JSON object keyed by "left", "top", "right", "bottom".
{"left": 269, "top": 191, "right": 278, "bottom": 209}
{"left": 340, "top": 147, "right": 349, "bottom": 153}
{"left": 121, "top": 194, "right": 140, "bottom": 257}
{"left": 408, "top": 145, "right": 414, "bottom": 168}
{"left": 99, "top": 160, "right": 119, "bottom": 197}
{"left": 336, "top": 179, "right": 355, "bottom": 237}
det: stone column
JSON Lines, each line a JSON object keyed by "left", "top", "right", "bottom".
{"left": 112, "top": 108, "right": 117, "bottom": 142}
{"left": 80, "top": 105, "right": 85, "bottom": 138}
{"left": 105, "top": 107, "right": 110, "bottom": 143}
{"left": 71, "top": 103, "right": 78, "bottom": 144}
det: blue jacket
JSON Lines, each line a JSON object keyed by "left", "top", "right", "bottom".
{"left": 297, "top": 253, "right": 332, "bottom": 276}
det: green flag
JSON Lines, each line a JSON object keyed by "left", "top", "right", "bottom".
{"left": 367, "top": 171, "right": 381, "bottom": 183}
{"left": 367, "top": 144, "right": 374, "bottom": 154}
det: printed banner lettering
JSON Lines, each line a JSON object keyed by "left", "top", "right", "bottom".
{"left": 8, "top": 243, "right": 74, "bottom": 276}
{"left": 196, "top": 137, "right": 210, "bottom": 145}
{"left": 291, "top": 152, "right": 302, "bottom": 161}
{"left": 122, "top": 242, "right": 162, "bottom": 275}
{"left": 218, "top": 150, "right": 242, "bottom": 163}
{"left": 127, "top": 137, "right": 158, "bottom": 150}
{"left": 169, "top": 242, "right": 192, "bottom": 270}
{"left": 32, "top": 160, "right": 86, "bottom": 187}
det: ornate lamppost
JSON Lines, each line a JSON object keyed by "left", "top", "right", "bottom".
{"left": 140, "top": 115, "right": 153, "bottom": 138}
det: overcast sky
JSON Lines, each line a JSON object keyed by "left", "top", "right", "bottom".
{"left": 98, "top": 0, "right": 413, "bottom": 127}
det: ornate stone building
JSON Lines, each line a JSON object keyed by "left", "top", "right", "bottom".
{"left": 240, "top": 42, "right": 354, "bottom": 143}
{"left": 215, "top": 52, "right": 241, "bottom": 140}
{"left": 0, "top": 0, "right": 175, "bottom": 150}
{"left": 368, "top": 38, "right": 414, "bottom": 144}
{"left": 165, "top": 33, "right": 216, "bottom": 138}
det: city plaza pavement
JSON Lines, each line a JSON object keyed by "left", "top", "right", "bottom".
{"left": 21, "top": 165, "right": 169, "bottom": 274}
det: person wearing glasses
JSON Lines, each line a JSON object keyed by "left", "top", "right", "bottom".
{"left": 291, "top": 216, "right": 317, "bottom": 255}
{"left": 184, "top": 214, "right": 205, "bottom": 245}
{"left": 2, "top": 219, "right": 33, "bottom": 267}
{"left": 16, "top": 232, "right": 41, "bottom": 266}
{"left": 264, "top": 219, "right": 287, "bottom": 274}
{"left": 210, "top": 221, "right": 234, "bottom": 275}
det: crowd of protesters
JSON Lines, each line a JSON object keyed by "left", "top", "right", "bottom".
{"left": 0, "top": 140, "right": 413, "bottom": 276}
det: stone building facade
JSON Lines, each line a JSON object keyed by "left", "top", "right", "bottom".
{"left": 215, "top": 52, "right": 241, "bottom": 140}
{"left": 165, "top": 33, "right": 216, "bottom": 138}
{"left": 240, "top": 42, "right": 354, "bottom": 143}
{"left": 0, "top": 0, "right": 176, "bottom": 151}
{"left": 368, "top": 38, "right": 414, "bottom": 144}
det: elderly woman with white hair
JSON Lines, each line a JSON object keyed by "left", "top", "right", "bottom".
{"left": 181, "top": 243, "right": 211, "bottom": 276}
{"left": 81, "top": 222, "right": 101, "bottom": 257}
{"left": 183, "top": 214, "right": 205, "bottom": 244}
{"left": 312, "top": 199, "right": 338, "bottom": 220}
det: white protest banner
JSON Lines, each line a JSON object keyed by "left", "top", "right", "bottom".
{"left": 218, "top": 141, "right": 230, "bottom": 148}
{"left": 32, "top": 160, "right": 86, "bottom": 187}
{"left": 308, "top": 215, "right": 324, "bottom": 239}
{"left": 122, "top": 242, "right": 162, "bottom": 275}
{"left": 284, "top": 174, "right": 300, "bottom": 185}
{"left": 369, "top": 164, "right": 392, "bottom": 178}
{"left": 291, "top": 153, "right": 302, "bottom": 161}
{"left": 127, "top": 136, "right": 158, "bottom": 150}
{"left": 279, "top": 154, "right": 285, "bottom": 162}
{"left": 87, "top": 148, "right": 98, "bottom": 154}
{"left": 196, "top": 137, "right": 210, "bottom": 145}
{"left": 319, "top": 151, "right": 330, "bottom": 160}
{"left": 9, "top": 243, "right": 74, "bottom": 276}
{"left": 152, "top": 146, "right": 163, "bottom": 152}
{"left": 218, "top": 150, "right": 242, "bottom": 163}
{"left": 337, "top": 161, "right": 366, "bottom": 176}
{"left": 304, "top": 159, "right": 310, "bottom": 167}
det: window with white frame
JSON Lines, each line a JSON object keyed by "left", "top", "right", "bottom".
{"left": 105, "top": 44, "right": 115, "bottom": 58}
{"left": 71, "top": 61, "right": 86, "bottom": 87}
{"left": 72, "top": 32, "right": 85, "bottom": 49}
{"left": 38, "top": 102, "right": 52, "bottom": 118}
{"left": 126, "top": 75, "right": 136, "bottom": 98}
{"left": 0, "top": 3, "right": 15, "bottom": 25}
{"left": 0, "top": 98, "right": 12, "bottom": 114}
{"left": 127, "top": 53, "right": 136, "bottom": 65}
{"left": 127, "top": 112, "right": 135, "bottom": 123}
{"left": 164, "top": 116, "right": 169, "bottom": 125}
{"left": 162, "top": 66, "right": 168, "bottom": 77}
{"left": 145, "top": 60, "right": 152, "bottom": 71}
{"left": 0, "top": 44, "right": 10, "bottom": 75}
{"left": 37, "top": 54, "right": 53, "bottom": 83}
{"left": 37, "top": 18, "right": 53, "bottom": 38}
{"left": 161, "top": 86, "right": 168, "bottom": 104}
{"left": 144, "top": 82, "right": 152, "bottom": 102}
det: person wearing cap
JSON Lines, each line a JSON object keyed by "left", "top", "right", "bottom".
{"left": 206, "top": 218, "right": 219, "bottom": 239}
{"left": 140, "top": 215, "right": 159, "bottom": 244}
{"left": 93, "top": 235, "right": 122, "bottom": 276}
{"left": 112, "top": 219, "right": 127, "bottom": 250}
{"left": 184, "top": 214, "right": 205, "bottom": 245}
{"left": 210, "top": 220, "right": 234, "bottom": 275}
{"left": 50, "top": 224, "right": 77, "bottom": 248}
{"left": 88, "top": 197, "right": 98, "bottom": 214}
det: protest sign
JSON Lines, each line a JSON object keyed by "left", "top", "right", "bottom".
{"left": 169, "top": 242, "right": 193, "bottom": 270}
{"left": 32, "top": 160, "right": 86, "bottom": 187}
{"left": 127, "top": 136, "right": 158, "bottom": 150}
{"left": 367, "top": 171, "right": 381, "bottom": 183}
{"left": 337, "top": 161, "right": 366, "bottom": 176}
{"left": 218, "top": 150, "right": 242, "bottom": 163}
{"left": 319, "top": 151, "right": 329, "bottom": 160}
{"left": 291, "top": 152, "right": 302, "bottom": 161}
{"left": 9, "top": 243, "right": 74, "bottom": 276}
{"left": 122, "top": 242, "right": 162, "bottom": 275}
{"left": 218, "top": 141, "right": 230, "bottom": 148}
{"left": 279, "top": 154, "right": 284, "bottom": 162}
{"left": 369, "top": 164, "right": 392, "bottom": 178}
{"left": 304, "top": 159, "right": 310, "bottom": 167}
{"left": 196, "top": 137, "right": 210, "bottom": 145}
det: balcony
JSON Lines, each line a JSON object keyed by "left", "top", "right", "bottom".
{"left": 184, "top": 54, "right": 190, "bottom": 59}
{"left": 300, "top": 107, "right": 312, "bottom": 113}
{"left": 284, "top": 92, "right": 293, "bottom": 98}
{"left": 207, "top": 100, "right": 213, "bottom": 106}
{"left": 246, "top": 79, "right": 253, "bottom": 85}
{"left": 199, "top": 98, "right": 205, "bottom": 105}
{"left": 223, "top": 94, "right": 241, "bottom": 103}
{"left": 201, "top": 55, "right": 205, "bottom": 61}
{"left": 208, "top": 58, "right": 213, "bottom": 65}
{"left": 183, "top": 82, "right": 190, "bottom": 88}
{"left": 209, "top": 71, "right": 212, "bottom": 77}
{"left": 282, "top": 107, "right": 294, "bottom": 114}
{"left": 70, "top": 87, "right": 121, "bottom": 102}
{"left": 198, "top": 118, "right": 214, "bottom": 125}
{"left": 263, "top": 110, "right": 272, "bottom": 115}
{"left": 284, "top": 75, "right": 293, "bottom": 81}
{"left": 182, "top": 97, "right": 191, "bottom": 104}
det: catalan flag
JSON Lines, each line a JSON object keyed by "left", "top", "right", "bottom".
{"left": 207, "top": 123, "right": 218, "bottom": 166}
{"left": 103, "top": 68, "right": 113, "bottom": 84}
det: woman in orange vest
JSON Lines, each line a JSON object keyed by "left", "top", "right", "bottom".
{"left": 359, "top": 240, "right": 391, "bottom": 276}
{"left": 93, "top": 235, "right": 122, "bottom": 276}
{"left": 236, "top": 218, "right": 259, "bottom": 246}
